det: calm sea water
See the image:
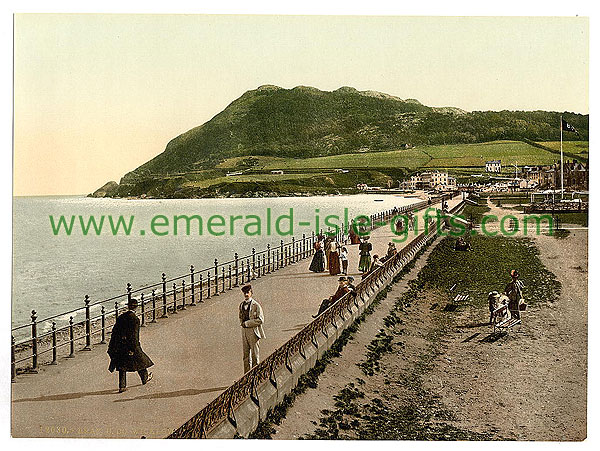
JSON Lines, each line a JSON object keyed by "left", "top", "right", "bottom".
{"left": 12, "top": 194, "right": 417, "bottom": 332}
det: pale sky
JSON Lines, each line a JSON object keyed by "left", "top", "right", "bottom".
{"left": 13, "top": 14, "right": 589, "bottom": 196}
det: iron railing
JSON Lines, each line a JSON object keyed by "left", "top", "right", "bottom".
{"left": 168, "top": 197, "right": 465, "bottom": 438}
{"left": 11, "top": 198, "right": 452, "bottom": 378}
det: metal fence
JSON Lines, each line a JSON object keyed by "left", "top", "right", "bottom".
{"left": 168, "top": 197, "right": 465, "bottom": 438}
{"left": 11, "top": 200, "right": 438, "bottom": 379}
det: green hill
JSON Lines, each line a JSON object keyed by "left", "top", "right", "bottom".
{"left": 106, "top": 85, "right": 588, "bottom": 198}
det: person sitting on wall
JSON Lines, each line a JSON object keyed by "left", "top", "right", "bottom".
{"left": 368, "top": 254, "right": 384, "bottom": 273}
{"left": 387, "top": 242, "right": 397, "bottom": 257}
{"left": 313, "top": 276, "right": 350, "bottom": 318}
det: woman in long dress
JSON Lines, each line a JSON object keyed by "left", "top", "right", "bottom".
{"left": 309, "top": 238, "right": 326, "bottom": 272}
{"left": 358, "top": 236, "right": 372, "bottom": 273}
{"left": 349, "top": 222, "right": 361, "bottom": 245}
{"left": 328, "top": 241, "right": 341, "bottom": 275}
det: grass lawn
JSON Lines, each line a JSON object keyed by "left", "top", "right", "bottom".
{"left": 216, "top": 141, "right": 565, "bottom": 174}
{"left": 537, "top": 141, "right": 589, "bottom": 157}
{"left": 423, "top": 140, "right": 562, "bottom": 168}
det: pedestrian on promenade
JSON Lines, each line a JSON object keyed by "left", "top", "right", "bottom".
{"left": 309, "top": 236, "right": 326, "bottom": 272}
{"left": 328, "top": 240, "right": 341, "bottom": 275}
{"left": 107, "top": 297, "right": 154, "bottom": 393}
{"left": 239, "top": 284, "right": 266, "bottom": 373}
{"left": 395, "top": 218, "right": 404, "bottom": 234}
{"left": 504, "top": 269, "right": 525, "bottom": 320}
{"left": 349, "top": 221, "right": 361, "bottom": 245}
{"left": 340, "top": 246, "right": 349, "bottom": 275}
{"left": 324, "top": 236, "right": 333, "bottom": 268}
{"left": 358, "top": 236, "right": 372, "bottom": 274}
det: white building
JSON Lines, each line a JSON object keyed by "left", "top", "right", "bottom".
{"left": 486, "top": 160, "right": 502, "bottom": 173}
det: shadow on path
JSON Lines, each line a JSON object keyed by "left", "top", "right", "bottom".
{"left": 479, "top": 332, "right": 507, "bottom": 343}
{"left": 281, "top": 324, "right": 308, "bottom": 332}
{"left": 458, "top": 321, "right": 491, "bottom": 329}
{"left": 14, "top": 387, "right": 127, "bottom": 403}
{"left": 113, "top": 386, "right": 229, "bottom": 403}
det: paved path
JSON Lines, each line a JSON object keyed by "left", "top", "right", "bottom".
{"left": 11, "top": 196, "right": 462, "bottom": 438}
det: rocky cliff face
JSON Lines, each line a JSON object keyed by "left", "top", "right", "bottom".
{"left": 89, "top": 181, "right": 119, "bottom": 198}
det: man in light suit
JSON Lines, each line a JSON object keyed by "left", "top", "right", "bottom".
{"left": 239, "top": 284, "right": 266, "bottom": 373}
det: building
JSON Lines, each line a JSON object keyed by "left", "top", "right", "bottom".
{"left": 518, "top": 160, "right": 588, "bottom": 190}
{"left": 402, "top": 171, "right": 455, "bottom": 191}
{"left": 486, "top": 160, "right": 502, "bottom": 173}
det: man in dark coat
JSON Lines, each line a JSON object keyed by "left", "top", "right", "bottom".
{"left": 108, "top": 297, "right": 153, "bottom": 392}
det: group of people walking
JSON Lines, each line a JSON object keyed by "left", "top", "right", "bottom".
{"left": 309, "top": 234, "right": 349, "bottom": 275}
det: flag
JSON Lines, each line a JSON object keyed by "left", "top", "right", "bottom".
{"left": 561, "top": 119, "right": 578, "bottom": 133}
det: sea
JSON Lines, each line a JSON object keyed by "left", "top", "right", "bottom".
{"left": 12, "top": 194, "right": 417, "bottom": 335}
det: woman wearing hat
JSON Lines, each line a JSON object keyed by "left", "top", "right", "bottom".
{"left": 309, "top": 235, "right": 326, "bottom": 272}
{"left": 504, "top": 269, "right": 525, "bottom": 319}
{"left": 328, "top": 240, "right": 341, "bottom": 275}
{"left": 358, "top": 236, "right": 372, "bottom": 274}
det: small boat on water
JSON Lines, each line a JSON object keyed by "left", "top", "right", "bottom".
{"left": 374, "top": 199, "right": 383, "bottom": 202}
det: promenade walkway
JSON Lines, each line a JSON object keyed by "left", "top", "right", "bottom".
{"left": 11, "top": 196, "right": 462, "bottom": 438}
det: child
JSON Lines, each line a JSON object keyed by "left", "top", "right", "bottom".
{"left": 340, "top": 246, "right": 348, "bottom": 275}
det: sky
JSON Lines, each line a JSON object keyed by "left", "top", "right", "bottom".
{"left": 13, "top": 14, "right": 589, "bottom": 196}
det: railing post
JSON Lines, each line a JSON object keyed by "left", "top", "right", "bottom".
{"left": 276, "top": 249, "right": 279, "bottom": 270}
{"left": 235, "top": 253, "right": 239, "bottom": 287}
{"left": 199, "top": 275, "right": 204, "bottom": 303}
{"left": 83, "top": 294, "right": 91, "bottom": 350}
{"left": 252, "top": 249, "right": 256, "bottom": 280}
{"left": 161, "top": 273, "right": 168, "bottom": 318}
{"left": 221, "top": 267, "right": 225, "bottom": 292}
{"left": 68, "top": 316, "right": 75, "bottom": 358}
{"left": 247, "top": 258, "right": 251, "bottom": 281}
{"left": 31, "top": 310, "right": 38, "bottom": 370}
{"left": 214, "top": 260, "right": 219, "bottom": 296}
{"left": 312, "top": 231, "right": 315, "bottom": 255}
{"left": 115, "top": 301, "right": 119, "bottom": 322}
{"left": 267, "top": 245, "right": 271, "bottom": 273}
{"left": 181, "top": 280, "right": 186, "bottom": 310}
{"left": 51, "top": 322, "right": 57, "bottom": 364}
{"left": 11, "top": 336, "right": 16, "bottom": 380}
{"left": 228, "top": 265, "right": 232, "bottom": 290}
{"left": 151, "top": 289, "right": 157, "bottom": 322}
{"left": 190, "top": 265, "right": 196, "bottom": 306}
{"left": 100, "top": 306, "right": 106, "bottom": 343}
{"left": 207, "top": 271, "right": 212, "bottom": 298}
{"left": 292, "top": 237, "right": 296, "bottom": 263}
{"left": 257, "top": 252, "right": 261, "bottom": 279}
{"left": 172, "top": 283, "right": 178, "bottom": 314}
{"left": 280, "top": 240, "right": 284, "bottom": 267}
{"left": 140, "top": 293, "right": 146, "bottom": 326}
{"left": 302, "top": 233, "right": 306, "bottom": 258}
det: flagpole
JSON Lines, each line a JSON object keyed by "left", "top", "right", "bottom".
{"left": 560, "top": 115, "right": 564, "bottom": 199}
